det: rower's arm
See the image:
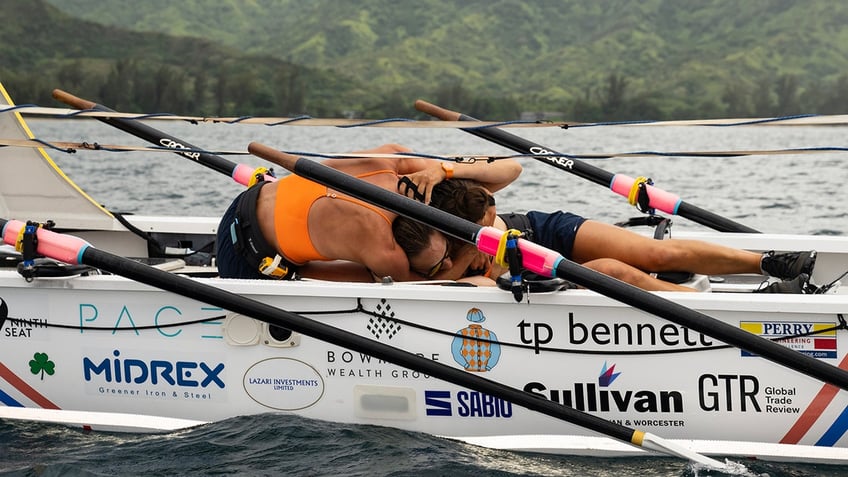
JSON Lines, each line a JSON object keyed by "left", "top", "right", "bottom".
{"left": 397, "top": 158, "right": 522, "bottom": 204}
{"left": 359, "top": 246, "right": 427, "bottom": 283}
{"left": 297, "top": 261, "right": 375, "bottom": 282}
{"left": 445, "top": 158, "right": 523, "bottom": 193}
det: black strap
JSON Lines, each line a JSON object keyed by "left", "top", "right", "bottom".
{"left": 635, "top": 180, "right": 654, "bottom": 213}
{"left": 497, "top": 213, "right": 534, "bottom": 241}
{"left": 231, "top": 182, "right": 298, "bottom": 279}
{"left": 505, "top": 230, "right": 524, "bottom": 302}
{"left": 397, "top": 177, "right": 426, "bottom": 202}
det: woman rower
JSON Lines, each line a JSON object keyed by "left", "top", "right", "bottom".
{"left": 216, "top": 144, "right": 522, "bottom": 282}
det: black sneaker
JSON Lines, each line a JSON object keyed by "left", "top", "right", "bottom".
{"left": 760, "top": 250, "right": 817, "bottom": 280}
{"left": 753, "top": 273, "right": 814, "bottom": 294}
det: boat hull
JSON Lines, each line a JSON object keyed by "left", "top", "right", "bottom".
{"left": 2, "top": 271, "right": 848, "bottom": 464}
{"left": 4, "top": 79, "right": 848, "bottom": 465}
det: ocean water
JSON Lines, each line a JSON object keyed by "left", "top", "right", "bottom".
{"left": 4, "top": 413, "right": 848, "bottom": 477}
{"left": 1, "top": 117, "right": 847, "bottom": 476}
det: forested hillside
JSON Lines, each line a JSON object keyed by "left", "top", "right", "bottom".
{"left": 8, "top": 0, "right": 848, "bottom": 119}
{"left": 0, "top": 0, "right": 372, "bottom": 116}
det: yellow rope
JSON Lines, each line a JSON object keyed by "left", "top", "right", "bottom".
{"left": 627, "top": 176, "right": 650, "bottom": 206}
{"left": 15, "top": 222, "right": 40, "bottom": 253}
{"left": 248, "top": 167, "right": 273, "bottom": 187}
{"left": 494, "top": 229, "right": 522, "bottom": 267}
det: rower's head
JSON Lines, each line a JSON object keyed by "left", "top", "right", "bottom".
{"left": 392, "top": 217, "right": 453, "bottom": 278}
{"left": 430, "top": 179, "right": 496, "bottom": 226}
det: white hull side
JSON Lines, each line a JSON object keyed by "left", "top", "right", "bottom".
{"left": 2, "top": 273, "right": 848, "bottom": 463}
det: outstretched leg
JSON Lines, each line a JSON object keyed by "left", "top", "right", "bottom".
{"left": 580, "top": 257, "right": 698, "bottom": 292}
{"left": 571, "top": 220, "right": 763, "bottom": 276}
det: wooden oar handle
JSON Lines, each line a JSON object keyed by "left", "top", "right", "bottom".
{"left": 248, "top": 142, "right": 300, "bottom": 172}
{"left": 52, "top": 89, "right": 96, "bottom": 110}
{"left": 414, "top": 99, "right": 461, "bottom": 121}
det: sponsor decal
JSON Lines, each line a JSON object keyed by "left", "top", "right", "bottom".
{"left": 3, "top": 318, "right": 47, "bottom": 339}
{"left": 243, "top": 358, "right": 324, "bottom": 411}
{"left": 425, "top": 390, "right": 513, "bottom": 418}
{"left": 525, "top": 362, "right": 684, "bottom": 413}
{"left": 565, "top": 314, "right": 714, "bottom": 349}
{"left": 451, "top": 308, "right": 501, "bottom": 372}
{"left": 29, "top": 352, "right": 55, "bottom": 380}
{"left": 325, "top": 350, "right": 436, "bottom": 380}
{"left": 367, "top": 299, "right": 401, "bottom": 340}
{"left": 517, "top": 320, "right": 553, "bottom": 354}
{"left": 78, "top": 303, "right": 224, "bottom": 340}
{"left": 517, "top": 315, "right": 716, "bottom": 352}
{"left": 763, "top": 386, "right": 799, "bottom": 413}
{"left": 1, "top": 296, "right": 49, "bottom": 339}
{"left": 159, "top": 137, "right": 201, "bottom": 160}
{"left": 740, "top": 321, "right": 836, "bottom": 359}
{"left": 698, "top": 373, "right": 799, "bottom": 415}
{"left": 82, "top": 349, "right": 225, "bottom": 401}
{"left": 528, "top": 146, "right": 575, "bottom": 169}
{"left": 698, "top": 373, "right": 761, "bottom": 412}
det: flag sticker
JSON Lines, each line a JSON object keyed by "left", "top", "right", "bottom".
{"left": 740, "top": 321, "right": 837, "bottom": 359}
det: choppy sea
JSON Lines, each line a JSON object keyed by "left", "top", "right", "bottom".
{"left": 1, "top": 117, "right": 847, "bottom": 476}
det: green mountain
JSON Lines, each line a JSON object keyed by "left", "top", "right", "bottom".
{"left": 0, "top": 0, "right": 373, "bottom": 116}
{"left": 10, "top": 0, "right": 848, "bottom": 119}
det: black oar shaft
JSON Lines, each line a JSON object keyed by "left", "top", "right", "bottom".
{"left": 96, "top": 247, "right": 634, "bottom": 436}
{"left": 252, "top": 144, "right": 848, "bottom": 392}
{"left": 419, "top": 101, "right": 759, "bottom": 233}
{"left": 52, "top": 89, "right": 236, "bottom": 177}
{"left": 98, "top": 108, "right": 235, "bottom": 177}
{"left": 459, "top": 115, "right": 614, "bottom": 186}
{"left": 464, "top": 120, "right": 758, "bottom": 233}
{"left": 74, "top": 238, "right": 635, "bottom": 444}
{"left": 1, "top": 216, "right": 727, "bottom": 463}
{"left": 0, "top": 217, "right": 639, "bottom": 442}
{"left": 293, "top": 158, "right": 479, "bottom": 242}
{"left": 555, "top": 259, "right": 848, "bottom": 390}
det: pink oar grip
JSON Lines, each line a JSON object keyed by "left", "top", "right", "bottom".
{"left": 609, "top": 174, "right": 682, "bottom": 214}
{"left": 2, "top": 219, "right": 90, "bottom": 265}
{"left": 476, "top": 226, "right": 561, "bottom": 278}
{"left": 232, "top": 164, "right": 277, "bottom": 187}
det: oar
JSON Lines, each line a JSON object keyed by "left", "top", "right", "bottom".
{"left": 249, "top": 142, "right": 848, "bottom": 392}
{"left": 0, "top": 219, "right": 728, "bottom": 469}
{"left": 51, "top": 89, "right": 273, "bottom": 187}
{"left": 415, "top": 100, "right": 760, "bottom": 233}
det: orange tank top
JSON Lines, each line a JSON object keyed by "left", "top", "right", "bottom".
{"left": 274, "top": 170, "right": 395, "bottom": 264}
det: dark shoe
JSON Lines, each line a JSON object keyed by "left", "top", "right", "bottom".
{"left": 753, "top": 273, "right": 814, "bottom": 294}
{"left": 760, "top": 250, "right": 816, "bottom": 280}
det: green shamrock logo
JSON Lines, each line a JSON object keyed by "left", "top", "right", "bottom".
{"left": 29, "top": 352, "right": 55, "bottom": 380}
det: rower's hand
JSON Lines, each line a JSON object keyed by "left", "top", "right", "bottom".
{"left": 397, "top": 163, "right": 445, "bottom": 204}
{"left": 468, "top": 250, "right": 491, "bottom": 272}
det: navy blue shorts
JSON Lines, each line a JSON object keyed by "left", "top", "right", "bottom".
{"left": 526, "top": 211, "right": 587, "bottom": 260}
{"left": 216, "top": 191, "right": 266, "bottom": 279}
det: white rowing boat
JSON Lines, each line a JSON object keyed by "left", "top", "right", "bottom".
{"left": 2, "top": 81, "right": 848, "bottom": 469}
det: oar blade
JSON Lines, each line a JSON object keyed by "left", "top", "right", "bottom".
{"left": 639, "top": 432, "right": 736, "bottom": 473}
